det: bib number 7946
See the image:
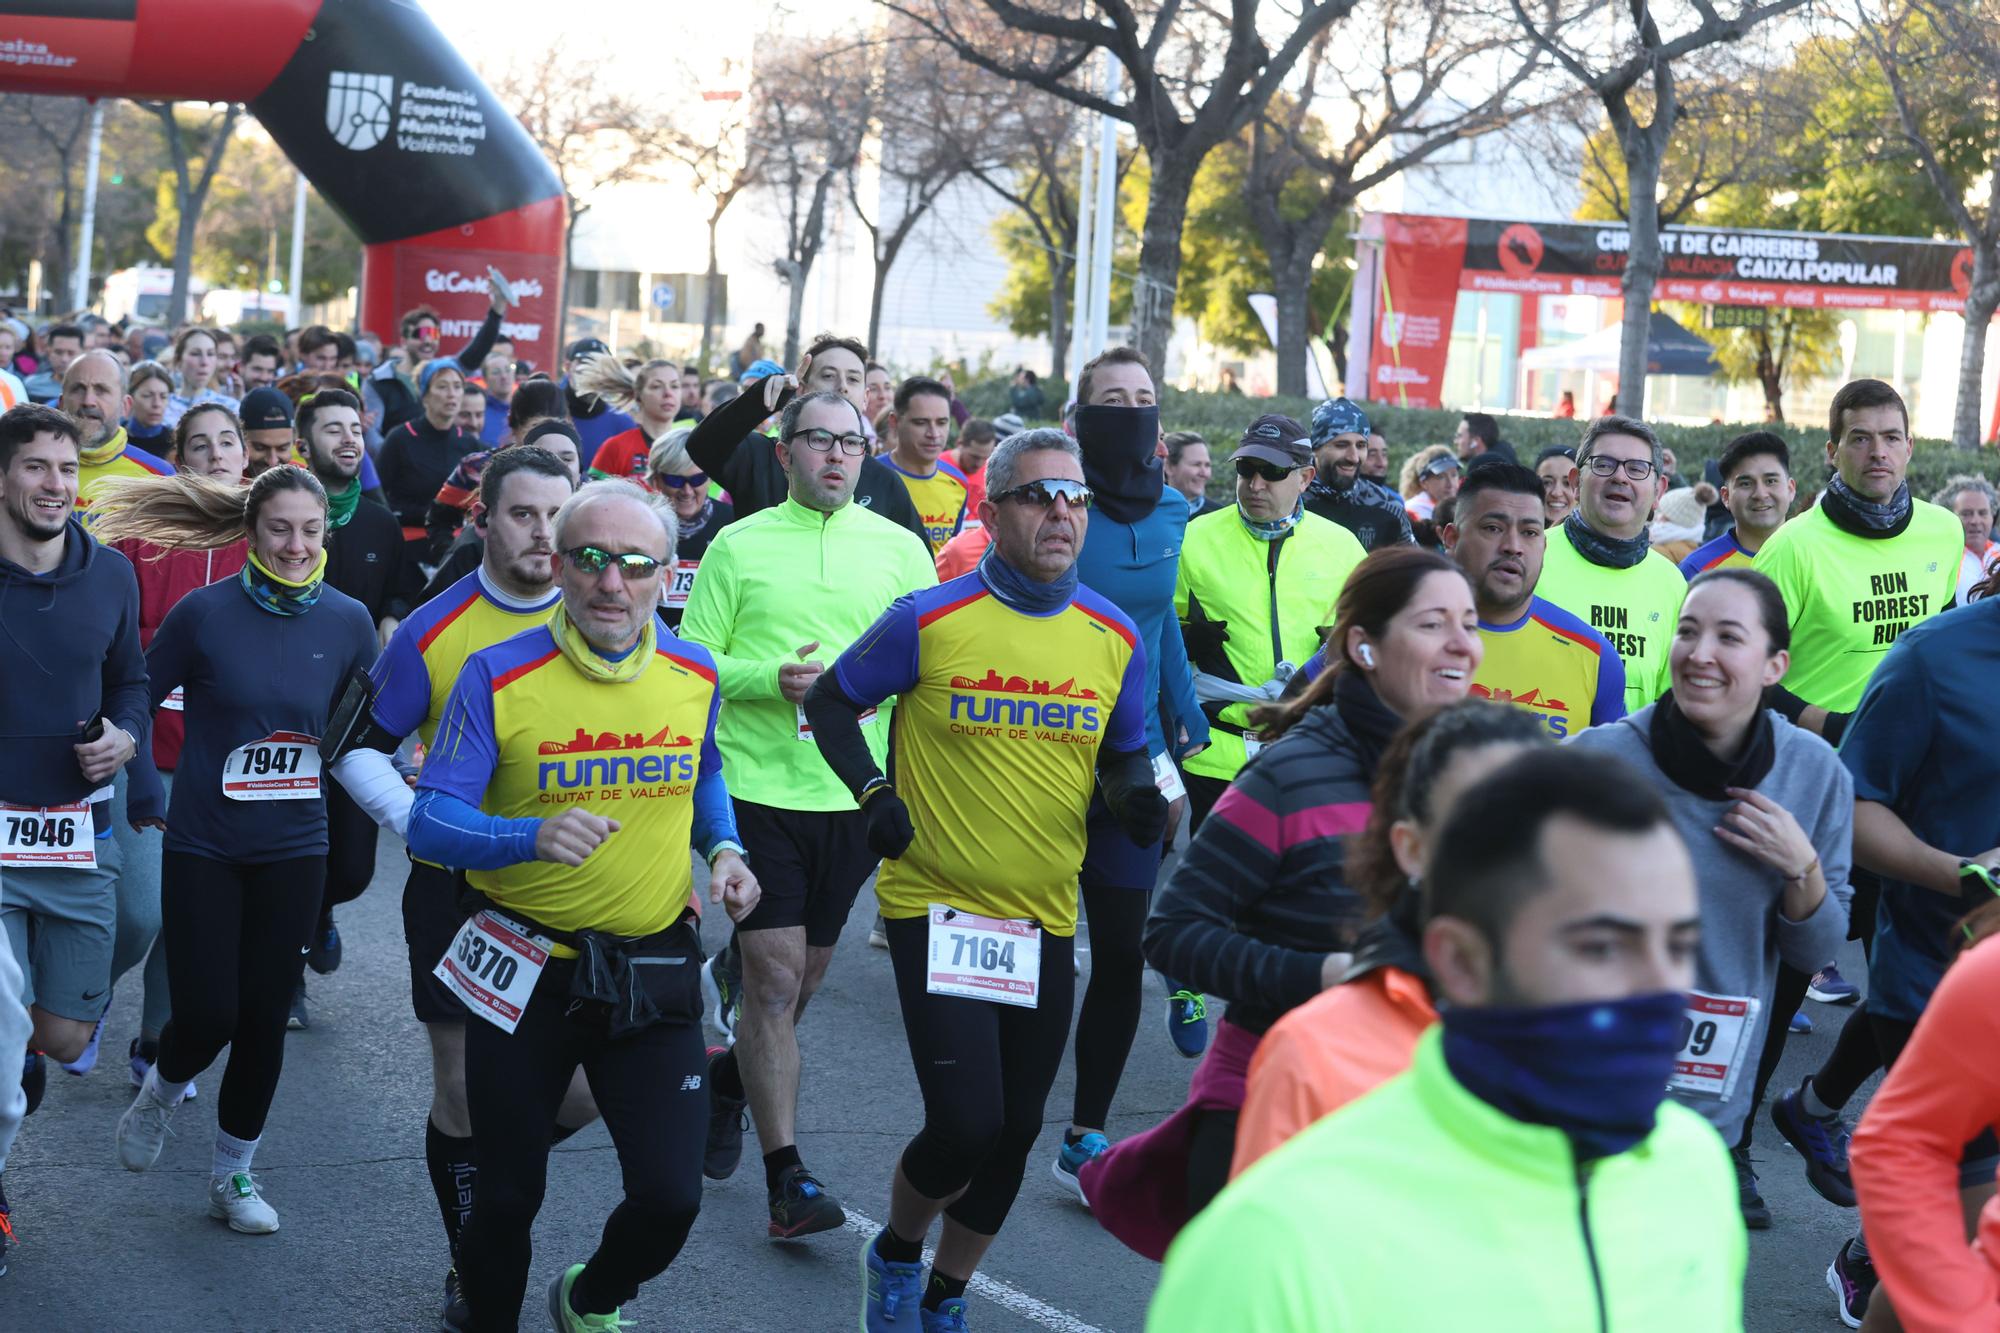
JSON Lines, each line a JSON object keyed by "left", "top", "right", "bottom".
{"left": 0, "top": 802, "right": 94, "bottom": 867}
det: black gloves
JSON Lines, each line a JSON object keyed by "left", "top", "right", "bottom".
{"left": 1099, "top": 746, "right": 1169, "bottom": 848}
{"left": 1180, "top": 616, "right": 1230, "bottom": 663}
{"left": 862, "top": 786, "right": 916, "bottom": 860}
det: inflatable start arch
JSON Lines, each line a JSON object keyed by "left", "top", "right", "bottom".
{"left": 0, "top": 0, "right": 567, "bottom": 367}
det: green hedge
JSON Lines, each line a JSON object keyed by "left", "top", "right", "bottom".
{"left": 962, "top": 380, "right": 1995, "bottom": 502}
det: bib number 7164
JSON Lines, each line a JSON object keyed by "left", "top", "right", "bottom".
{"left": 925, "top": 905, "right": 1040, "bottom": 1008}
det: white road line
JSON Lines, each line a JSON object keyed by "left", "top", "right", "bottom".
{"left": 842, "top": 1212, "right": 1111, "bottom": 1333}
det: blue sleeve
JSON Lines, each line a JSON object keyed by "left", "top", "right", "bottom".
{"left": 832, "top": 594, "right": 922, "bottom": 709}
{"left": 417, "top": 653, "right": 503, "bottom": 806}
{"left": 359, "top": 450, "right": 382, "bottom": 492}
{"left": 367, "top": 617, "right": 433, "bottom": 739}
{"left": 103, "top": 558, "right": 151, "bottom": 744}
{"left": 1298, "top": 645, "right": 1328, "bottom": 685}
{"left": 1840, "top": 640, "right": 1931, "bottom": 807}
{"left": 406, "top": 787, "right": 542, "bottom": 869}
{"left": 1156, "top": 591, "right": 1207, "bottom": 756}
{"left": 1105, "top": 636, "right": 1149, "bottom": 753}
{"left": 144, "top": 593, "right": 199, "bottom": 710}
{"left": 1591, "top": 644, "right": 1628, "bottom": 725}
{"left": 691, "top": 688, "right": 738, "bottom": 856}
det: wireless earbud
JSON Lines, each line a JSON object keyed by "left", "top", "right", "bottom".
{"left": 1357, "top": 643, "right": 1376, "bottom": 668}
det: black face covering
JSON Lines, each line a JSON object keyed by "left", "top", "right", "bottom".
{"left": 1074, "top": 403, "right": 1164, "bottom": 526}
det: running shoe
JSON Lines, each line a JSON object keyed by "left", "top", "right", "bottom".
{"left": 861, "top": 1231, "right": 925, "bottom": 1332}
{"left": 1053, "top": 1131, "right": 1109, "bottom": 1206}
{"left": 117, "top": 1075, "right": 179, "bottom": 1172}
{"left": 307, "top": 914, "right": 343, "bottom": 976}
{"left": 921, "top": 1300, "right": 971, "bottom": 1333}
{"left": 767, "top": 1164, "right": 846, "bottom": 1238}
{"left": 1771, "top": 1086, "right": 1856, "bottom": 1207}
{"left": 1729, "top": 1145, "right": 1771, "bottom": 1230}
{"left": 127, "top": 1039, "right": 194, "bottom": 1099}
{"left": 547, "top": 1262, "right": 631, "bottom": 1330}
{"left": 870, "top": 914, "right": 890, "bottom": 950}
{"left": 1789, "top": 1009, "right": 1813, "bottom": 1035}
{"left": 703, "top": 1047, "right": 747, "bottom": 1181}
{"left": 207, "top": 1172, "right": 279, "bottom": 1234}
{"left": 1165, "top": 984, "right": 1209, "bottom": 1059}
{"left": 1827, "top": 1236, "right": 1876, "bottom": 1328}
{"left": 61, "top": 1016, "right": 104, "bottom": 1076}
{"left": 439, "top": 1266, "right": 470, "bottom": 1332}
{"left": 700, "top": 953, "right": 740, "bottom": 1046}
{"left": 0, "top": 1174, "right": 13, "bottom": 1278}
{"left": 21, "top": 1051, "right": 44, "bottom": 1116}
{"left": 288, "top": 981, "right": 310, "bottom": 1031}
{"left": 1808, "top": 965, "right": 1860, "bottom": 1005}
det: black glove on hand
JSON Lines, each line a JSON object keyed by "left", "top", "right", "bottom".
{"left": 863, "top": 788, "right": 916, "bottom": 860}
{"left": 1180, "top": 617, "right": 1230, "bottom": 662}
{"left": 1111, "top": 784, "right": 1169, "bottom": 850}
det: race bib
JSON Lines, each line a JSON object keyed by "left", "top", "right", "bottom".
{"left": 434, "top": 909, "right": 551, "bottom": 1033}
{"left": 662, "top": 559, "right": 700, "bottom": 611}
{"left": 0, "top": 802, "right": 95, "bottom": 868}
{"left": 796, "top": 703, "right": 877, "bottom": 740}
{"left": 220, "top": 731, "right": 322, "bottom": 801}
{"left": 1243, "top": 733, "right": 1263, "bottom": 760}
{"left": 1152, "top": 752, "right": 1186, "bottom": 803}
{"left": 1668, "top": 990, "right": 1761, "bottom": 1101}
{"left": 160, "top": 687, "right": 185, "bottom": 713}
{"left": 925, "top": 904, "right": 1040, "bottom": 1008}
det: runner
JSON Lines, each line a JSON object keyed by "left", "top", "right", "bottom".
{"left": 1163, "top": 431, "right": 1216, "bottom": 517}
{"left": 328, "top": 445, "right": 580, "bottom": 1330}
{"left": 1533, "top": 444, "right": 1577, "bottom": 526}
{"left": 1175, "top": 413, "right": 1365, "bottom": 827}
{"left": 1935, "top": 474, "right": 2000, "bottom": 606}
{"left": 645, "top": 429, "right": 733, "bottom": 630}
{"left": 1362, "top": 433, "right": 1391, "bottom": 487}
{"left": 21, "top": 322, "right": 80, "bottom": 403}
{"left": 1571, "top": 569, "right": 1852, "bottom": 1230}
{"left": 1399, "top": 446, "right": 1460, "bottom": 526}
{"left": 681, "top": 387, "right": 935, "bottom": 1239}
{"left": 1534, "top": 416, "right": 1688, "bottom": 713}
{"left": 881, "top": 376, "right": 970, "bottom": 554}
{"left": 556, "top": 339, "right": 639, "bottom": 469}
{"left": 239, "top": 387, "right": 302, "bottom": 480}
{"left": 366, "top": 294, "right": 507, "bottom": 438}
{"left": 478, "top": 353, "right": 515, "bottom": 444}
{"left": 1452, "top": 410, "right": 1518, "bottom": 467}
{"left": 803, "top": 427, "right": 1164, "bottom": 1333}
{"left": 576, "top": 354, "right": 681, "bottom": 482}
{"left": 1679, "top": 431, "right": 1797, "bottom": 577}
{"left": 1090, "top": 547, "right": 1477, "bottom": 1257}
{"left": 948, "top": 417, "right": 998, "bottom": 517}
{"left": 59, "top": 350, "right": 174, "bottom": 512}
{"left": 239, "top": 336, "right": 282, "bottom": 394}
{"left": 406, "top": 479, "right": 759, "bottom": 1332}
{"left": 1302, "top": 397, "right": 1413, "bottom": 551}
{"left": 1150, "top": 748, "right": 1741, "bottom": 1331}
{"left": 163, "top": 328, "right": 240, "bottom": 428}
{"left": 124, "top": 362, "right": 174, "bottom": 452}
{"left": 92, "top": 464, "right": 377, "bottom": 1236}
{"left": 1045, "top": 347, "right": 1212, "bottom": 1197}
{"left": 1229, "top": 700, "right": 1547, "bottom": 1176}
{"left": 379, "top": 361, "right": 480, "bottom": 561}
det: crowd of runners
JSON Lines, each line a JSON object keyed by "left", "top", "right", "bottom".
{"left": 2, "top": 299, "right": 1999, "bottom": 1333}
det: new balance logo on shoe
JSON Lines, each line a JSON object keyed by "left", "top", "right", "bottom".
{"left": 680, "top": 1074, "right": 703, "bottom": 1091}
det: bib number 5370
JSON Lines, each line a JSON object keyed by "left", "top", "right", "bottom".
{"left": 434, "top": 910, "right": 550, "bottom": 1033}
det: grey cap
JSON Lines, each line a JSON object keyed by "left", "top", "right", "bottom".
{"left": 1234, "top": 413, "right": 1313, "bottom": 469}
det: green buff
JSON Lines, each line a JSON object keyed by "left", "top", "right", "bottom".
{"left": 1533, "top": 524, "right": 1685, "bottom": 715}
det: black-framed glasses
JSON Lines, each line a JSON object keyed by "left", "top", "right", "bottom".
{"left": 787, "top": 428, "right": 869, "bottom": 457}
{"left": 563, "top": 546, "right": 663, "bottom": 578}
{"left": 654, "top": 471, "right": 708, "bottom": 491}
{"left": 1235, "top": 459, "right": 1298, "bottom": 484}
{"left": 1582, "top": 455, "right": 1656, "bottom": 481}
{"left": 992, "top": 477, "right": 1094, "bottom": 510}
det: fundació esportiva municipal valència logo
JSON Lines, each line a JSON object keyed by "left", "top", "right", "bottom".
{"left": 327, "top": 70, "right": 395, "bottom": 151}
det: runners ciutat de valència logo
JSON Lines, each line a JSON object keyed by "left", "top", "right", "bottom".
{"left": 327, "top": 71, "right": 395, "bottom": 151}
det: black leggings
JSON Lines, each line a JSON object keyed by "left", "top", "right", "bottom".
{"left": 1070, "top": 881, "right": 1150, "bottom": 1129}
{"left": 155, "top": 851, "right": 323, "bottom": 1142}
{"left": 1738, "top": 962, "right": 1814, "bottom": 1150}
{"left": 459, "top": 949, "right": 708, "bottom": 1331}
{"left": 1184, "top": 773, "right": 1229, "bottom": 835}
{"left": 885, "top": 915, "right": 1075, "bottom": 1235}
{"left": 1186, "top": 1107, "right": 1240, "bottom": 1216}
{"left": 322, "top": 780, "right": 379, "bottom": 914}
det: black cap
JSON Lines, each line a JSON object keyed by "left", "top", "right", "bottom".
{"left": 566, "top": 337, "right": 609, "bottom": 361}
{"left": 239, "top": 387, "right": 294, "bottom": 432}
{"left": 1234, "top": 413, "right": 1312, "bottom": 470}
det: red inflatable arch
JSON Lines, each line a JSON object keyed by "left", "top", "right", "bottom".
{"left": 0, "top": 0, "right": 567, "bottom": 367}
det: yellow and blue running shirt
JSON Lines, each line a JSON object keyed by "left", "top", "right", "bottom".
{"left": 368, "top": 566, "right": 563, "bottom": 747}
{"left": 1470, "top": 595, "right": 1627, "bottom": 738}
{"left": 1677, "top": 531, "right": 1756, "bottom": 579}
{"left": 832, "top": 572, "right": 1147, "bottom": 935}
{"left": 420, "top": 619, "right": 726, "bottom": 947}
{"left": 885, "top": 457, "right": 970, "bottom": 553}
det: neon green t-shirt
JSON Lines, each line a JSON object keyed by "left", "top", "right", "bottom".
{"left": 1753, "top": 499, "right": 1962, "bottom": 712}
{"left": 1532, "top": 524, "right": 1686, "bottom": 715}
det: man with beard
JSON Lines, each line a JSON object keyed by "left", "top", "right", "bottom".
{"left": 1303, "top": 398, "right": 1412, "bottom": 551}
{"left": 367, "top": 290, "right": 509, "bottom": 438}
{"left": 60, "top": 351, "right": 173, "bottom": 512}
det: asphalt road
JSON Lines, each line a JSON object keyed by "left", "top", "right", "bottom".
{"left": 1, "top": 831, "right": 1880, "bottom": 1332}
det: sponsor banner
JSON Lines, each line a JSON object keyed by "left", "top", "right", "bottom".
{"left": 1368, "top": 215, "right": 1467, "bottom": 408}
{"left": 383, "top": 243, "right": 563, "bottom": 372}
{"left": 0, "top": 6, "right": 137, "bottom": 84}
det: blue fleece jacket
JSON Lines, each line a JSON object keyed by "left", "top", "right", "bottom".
{"left": 1075, "top": 486, "right": 1208, "bottom": 759}
{"left": 0, "top": 517, "right": 150, "bottom": 821}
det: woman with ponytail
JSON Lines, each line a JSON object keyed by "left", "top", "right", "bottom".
{"left": 576, "top": 352, "right": 682, "bottom": 482}
{"left": 90, "top": 465, "right": 381, "bottom": 1236}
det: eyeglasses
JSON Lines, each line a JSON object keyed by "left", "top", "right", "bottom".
{"left": 991, "top": 477, "right": 1094, "bottom": 509}
{"left": 1235, "top": 459, "right": 1299, "bottom": 484}
{"left": 787, "top": 428, "right": 869, "bottom": 457}
{"left": 1582, "top": 455, "right": 1656, "bottom": 481}
{"left": 563, "top": 545, "right": 663, "bottom": 578}
{"left": 654, "top": 472, "right": 708, "bottom": 491}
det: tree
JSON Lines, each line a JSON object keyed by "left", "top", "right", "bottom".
{"left": 969, "top": 91, "right": 1091, "bottom": 378}
{"left": 665, "top": 63, "right": 767, "bottom": 376}
{"left": 886, "top": 0, "right": 1360, "bottom": 374}
{"left": 155, "top": 127, "right": 358, "bottom": 307}
{"left": 142, "top": 101, "right": 242, "bottom": 326}
{"left": 1512, "top": 0, "right": 1810, "bottom": 417}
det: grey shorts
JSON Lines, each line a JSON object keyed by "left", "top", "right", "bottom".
{"left": 0, "top": 832, "right": 122, "bottom": 1021}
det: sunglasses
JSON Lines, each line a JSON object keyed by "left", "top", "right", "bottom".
{"left": 654, "top": 472, "right": 708, "bottom": 490}
{"left": 410, "top": 325, "right": 439, "bottom": 341}
{"left": 1235, "top": 459, "right": 1298, "bottom": 484}
{"left": 563, "top": 545, "right": 663, "bottom": 578}
{"left": 992, "top": 477, "right": 1094, "bottom": 509}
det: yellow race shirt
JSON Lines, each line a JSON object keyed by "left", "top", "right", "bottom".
{"left": 831, "top": 573, "right": 1147, "bottom": 934}
{"left": 1471, "top": 595, "right": 1628, "bottom": 738}
{"left": 885, "top": 457, "right": 970, "bottom": 553}
{"left": 421, "top": 620, "right": 722, "bottom": 947}
{"left": 369, "top": 567, "right": 563, "bottom": 747}
{"left": 77, "top": 433, "right": 175, "bottom": 512}
{"left": 1753, "top": 499, "right": 1962, "bottom": 712}
{"left": 1534, "top": 523, "right": 1687, "bottom": 715}
{"left": 1677, "top": 531, "right": 1757, "bottom": 579}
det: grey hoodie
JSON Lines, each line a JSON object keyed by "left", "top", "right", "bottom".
{"left": 1571, "top": 704, "right": 1851, "bottom": 1144}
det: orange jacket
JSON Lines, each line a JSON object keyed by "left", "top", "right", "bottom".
{"left": 933, "top": 522, "right": 991, "bottom": 581}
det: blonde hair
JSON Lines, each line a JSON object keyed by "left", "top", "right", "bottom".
{"left": 647, "top": 427, "right": 696, "bottom": 481}
{"left": 1400, "top": 444, "right": 1456, "bottom": 499}
{"left": 570, "top": 352, "right": 678, "bottom": 415}
{"left": 88, "top": 467, "right": 326, "bottom": 552}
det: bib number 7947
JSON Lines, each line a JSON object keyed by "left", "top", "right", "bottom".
{"left": 925, "top": 905, "right": 1041, "bottom": 1008}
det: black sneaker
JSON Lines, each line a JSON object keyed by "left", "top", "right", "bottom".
{"left": 307, "top": 915, "right": 343, "bottom": 976}
{"left": 287, "top": 981, "right": 310, "bottom": 1032}
{"left": 1729, "top": 1145, "right": 1771, "bottom": 1230}
{"left": 704, "top": 1047, "right": 746, "bottom": 1181}
{"left": 1827, "top": 1236, "right": 1876, "bottom": 1328}
{"left": 1771, "top": 1086, "right": 1855, "bottom": 1207}
{"left": 767, "top": 1164, "right": 845, "bottom": 1239}
{"left": 21, "top": 1052, "right": 44, "bottom": 1116}
{"left": 438, "top": 1265, "right": 470, "bottom": 1332}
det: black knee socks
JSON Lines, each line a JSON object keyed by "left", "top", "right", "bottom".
{"left": 424, "top": 1118, "right": 477, "bottom": 1259}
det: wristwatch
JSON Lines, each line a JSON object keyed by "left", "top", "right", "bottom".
{"left": 707, "top": 840, "right": 747, "bottom": 867}
{"left": 1959, "top": 859, "right": 1998, "bottom": 895}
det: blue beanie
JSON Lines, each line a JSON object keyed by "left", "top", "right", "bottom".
{"left": 418, "top": 358, "right": 463, "bottom": 397}
{"left": 739, "top": 357, "right": 785, "bottom": 387}
{"left": 1309, "top": 397, "right": 1371, "bottom": 445}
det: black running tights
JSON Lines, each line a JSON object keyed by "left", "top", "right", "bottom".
{"left": 1070, "top": 881, "right": 1150, "bottom": 1130}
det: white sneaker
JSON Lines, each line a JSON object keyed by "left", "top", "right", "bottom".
{"left": 207, "top": 1172, "right": 280, "bottom": 1234}
{"left": 869, "top": 915, "right": 889, "bottom": 950}
{"left": 116, "top": 1080, "right": 178, "bottom": 1172}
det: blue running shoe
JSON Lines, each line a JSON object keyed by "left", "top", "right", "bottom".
{"left": 1165, "top": 982, "right": 1208, "bottom": 1059}
{"left": 1052, "top": 1132, "right": 1109, "bottom": 1206}
{"left": 1771, "top": 1086, "right": 1856, "bottom": 1207}
{"left": 921, "top": 1299, "right": 970, "bottom": 1333}
{"left": 307, "top": 916, "right": 342, "bottom": 975}
{"left": 861, "top": 1231, "right": 924, "bottom": 1332}
{"left": 62, "top": 1016, "right": 104, "bottom": 1076}
{"left": 1789, "top": 1009, "right": 1813, "bottom": 1035}
{"left": 127, "top": 1039, "right": 194, "bottom": 1099}
{"left": 1808, "top": 965, "right": 1860, "bottom": 1005}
